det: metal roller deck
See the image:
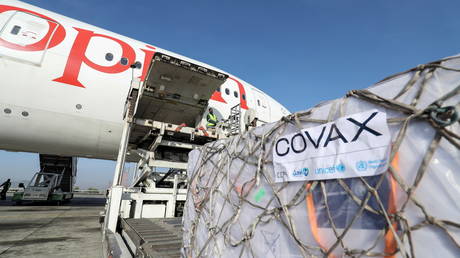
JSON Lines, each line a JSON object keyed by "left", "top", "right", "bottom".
{"left": 121, "top": 218, "right": 183, "bottom": 258}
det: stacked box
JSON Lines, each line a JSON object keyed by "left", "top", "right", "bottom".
{"left": 183, "top": 55, "right": 460, "bottom": 257}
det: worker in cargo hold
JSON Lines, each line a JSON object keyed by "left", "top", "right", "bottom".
{"left": 206, "top": 108, "right": 218, "bottom": 129}
{"left": 0, "top": 178, "right": 11, "bottom": 200}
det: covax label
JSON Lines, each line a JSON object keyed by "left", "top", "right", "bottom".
{"left": 273, "top": 110, "right": 391, "bottom": 182}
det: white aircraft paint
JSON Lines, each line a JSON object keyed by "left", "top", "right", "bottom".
{"left": 0, "top": 0, "right": 290, "bottom": 160}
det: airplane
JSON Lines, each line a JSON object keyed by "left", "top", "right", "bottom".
{"left": 0, "top": 1, "right": 289, "bottom": 168}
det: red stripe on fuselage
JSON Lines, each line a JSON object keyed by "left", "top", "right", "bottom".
{"left": 210, "top": 77, "right": 248, "bottom": 110}
{"left": 229, "top": 77, "right": 248, "bottom": 110}
{"left": 210, "top": 91, "right": 227, "bottom": 104}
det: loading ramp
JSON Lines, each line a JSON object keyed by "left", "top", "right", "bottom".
{"left": 103, "top": 52, "right": 229, "bottom": 257}
{"left": 122, "top": 52, "right": 229, "bottom": 180}
{"left": 121, "top": 218, "right": 183, "bottom": 258}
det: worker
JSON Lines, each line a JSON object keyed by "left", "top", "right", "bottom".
{"left": 250, "top": 117, "right": 258, "bottom": 127}
{"left": 0, "top": 178, "right": 11, "bottom": 200}
{"left": 245, "top": 117, "right": 259, "bottom": 131}
{"left": 39, "top": 174, "right": 52, "bottom": 187}
{"left": 206, "top": 108, "right": 218, "bottom": 129}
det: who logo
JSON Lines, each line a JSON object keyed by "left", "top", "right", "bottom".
{"left": 356, "top": 161, "right": 368, "bottom": 172}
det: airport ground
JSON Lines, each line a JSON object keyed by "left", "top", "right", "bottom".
{"left": 0, "top": 193, "right": 105, "bottom": 258}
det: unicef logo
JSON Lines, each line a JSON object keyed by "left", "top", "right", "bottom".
{"left": 292, "top": 167, "right": 309, "bottom": 177}
{"left": 356, "top": 161, "right": 368, "bottom": 171}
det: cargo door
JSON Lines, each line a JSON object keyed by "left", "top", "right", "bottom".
{"left": 136, "top": 52, "right": 228, "bottom": 127}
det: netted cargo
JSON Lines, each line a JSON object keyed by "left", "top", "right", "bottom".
{"left": 182, "top": 55, "right": 460, "bottom": 257}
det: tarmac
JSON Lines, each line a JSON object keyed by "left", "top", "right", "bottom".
{"left": 0, "top": 194, "right": 105, "bottom": 258}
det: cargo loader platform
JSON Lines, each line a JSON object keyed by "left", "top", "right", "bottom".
{"left": 102, "top": 52, "right": 229, "bottom": 257}
{"left": 121, "top": 218, "right": 182, "bottom": 258}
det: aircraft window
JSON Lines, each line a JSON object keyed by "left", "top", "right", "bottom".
{"left": 225, "top": 88, "right": 230, "bottom": 95}
{"left": 257, "top": 100, "right": 260, "bottom": 106}
{"left": 21, "top": 111, "right": 29, "bottom": 117}
{"left": 234, "top": 91, "right": 238, "bottom": 98}
{"left": 120, "top": 57, "right": 128, "bottom": 65}
{"left": 105, "top": 53, "right": 114, "bottom": 61}
{"left": 10, "top": 25, "right": 21, "bottom": 35}
{"left": 133, "top": 61, "right": 142, "bottom": 69}
{"left": 4, "top": 108, "right": 11, "bottom": 114}
{"left": 242, "top": 94, "right": 246, "bottom": 100}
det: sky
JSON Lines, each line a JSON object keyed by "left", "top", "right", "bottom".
{"left": 1, "top": 0, "right": 460, "bottom": 188}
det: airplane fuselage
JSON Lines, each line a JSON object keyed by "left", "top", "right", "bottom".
{"left": 0, "top": 0, "right": 289, "bottom": 160}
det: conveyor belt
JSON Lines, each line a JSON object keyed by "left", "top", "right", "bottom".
{"left": 122, "top": 217, "right": 183, "bottom": 257}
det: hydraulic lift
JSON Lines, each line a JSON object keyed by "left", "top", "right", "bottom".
{"left": 13, "top": 154, "right": 76, "bottom": 205}
{"left": 103, "top": 52, "right": 229, "bottom": 257}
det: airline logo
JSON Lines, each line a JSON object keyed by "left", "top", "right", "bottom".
{"left": 0, "top": 4, "right": 248, "bottom": 109}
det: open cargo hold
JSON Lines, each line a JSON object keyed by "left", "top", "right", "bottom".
{"left": 183, "top": 55, "right": 460, "bottom": 257}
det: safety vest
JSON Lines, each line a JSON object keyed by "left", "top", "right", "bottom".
{"left": 207, "top": 113, "right": 218, "bottom": 126}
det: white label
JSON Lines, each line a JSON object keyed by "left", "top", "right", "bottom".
{"left": 273, "top": 110, "right": 391, "bottom": 182}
